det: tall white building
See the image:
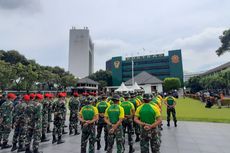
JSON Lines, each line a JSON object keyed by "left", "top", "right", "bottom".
{"left": 68, "top": 27, "right": 94, "bottom": 78}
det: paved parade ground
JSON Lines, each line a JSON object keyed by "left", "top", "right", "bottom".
{"left": 2, "top": 121, "right": 230, "bottom": 153}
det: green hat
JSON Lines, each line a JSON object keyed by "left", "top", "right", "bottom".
{"left": 123, "top": 93, "right": 130, "bottom": 98}
{"left": 143, "top": 93, "right": 152, "bottom": 101}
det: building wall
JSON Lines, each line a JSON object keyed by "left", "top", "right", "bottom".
{"left": 68, "top": 27, "right": 94, "bottom": 78}
{"left": 107, "top": 50, "right": 184, "bottom": 86}
{"left": 139, "top": 84, "right": 163, "bottom": 93}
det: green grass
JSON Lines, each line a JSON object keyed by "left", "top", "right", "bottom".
{"left": 161, "top": 98, "right": 230, "bottom": 123}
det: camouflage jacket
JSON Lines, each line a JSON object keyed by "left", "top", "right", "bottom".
{"left": 0, "top": 99, "right": 14, "bottom": 125}
{"left": 53, "top": 99, "right": 66, "bottom": 119}
{"left": 69, "top": 97, "right": 80, "bottom": 113}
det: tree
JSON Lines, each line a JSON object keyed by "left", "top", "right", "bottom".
{"left": 0, "top": 60, "right": 16, "bottom": 90}
{"left": 88, "top": 70, "right": 112, "bottom": 88}
{"left": 163, "top": 77, "right": 181, "bottom": 92}
{"left": 187, "top": 76, "right": 203, "bottom": 93}
{"left": 216, "top": 29, "right": 230, "bottom": 56}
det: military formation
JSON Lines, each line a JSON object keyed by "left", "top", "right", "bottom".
{"left": 0, "top": 91, "right": 178, "bottom": 153}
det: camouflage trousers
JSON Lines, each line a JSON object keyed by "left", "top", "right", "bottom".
{"left": 69, "top": 112, "right": 78, "bottom": 131}
{"left": 81, "top": 124, "right": 96, "bottom": 153}
{"left": 12, "top": 120, "right": 27, "bottom": 146}
{"left": 48, "top": 110, "right": 52, "bottom": 122}
{"left": 107, "top": 125, "right": 124, "bottom": 153}
{"left": 25, "top": 125, "right": 42, "bottom": 150}
{"left": 0, "top": 123, "right": 11, "bottom": 143}
{"left": 42, "top": 114, "right": 48, "bottom": 135}
{"left": 140, "top": 127, "right": 160, "bottom": 153}
{"left": 122, "top": 118, "right": 134, "bottom": 145}
{"left": 133, "top": 121, "right": 140, "bottom": 136}
{"left": 167, "top": 107, "right": 177, "bottom": 123}
{"left": 96, "top": 116, "right": 108, "bottom": 143}
{"left": 53, "top": 116, "right": 63, "bottom": 137}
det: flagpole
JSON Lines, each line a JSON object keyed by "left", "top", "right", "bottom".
{"left": 132, "top": 56, "right": 134, "bottom": 86}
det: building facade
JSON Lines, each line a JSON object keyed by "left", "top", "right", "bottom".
{"left": 106, "top": 50, "right": 184, "bottom": 86}
{"left": 68, "top": 27, "right": 94, "bottom": 78}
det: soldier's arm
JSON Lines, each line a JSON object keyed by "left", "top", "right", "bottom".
{"left": 134, "top": 116, "right": 146, "bottom": 127}
{"left": 104, "top": 116, "right": 112, "bottom": 126}
{"left": 150, "top": 116, "right": 162, "bottom": 129}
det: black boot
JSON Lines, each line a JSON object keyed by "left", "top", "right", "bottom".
{"left": 69, "top": 128, "right": 73, "bottom": 135}
{"left": 25, "top": 146, "right": 32, "bottom": 153}
{"left": 11, "top": 143, "right": 18, "bottom": 152}
{"left": 104, "top": 143, "right": 108, "bottom": 151}
{"left": 52, "top": 135, "right": 57, "bottom": 144}
{"left": 57, "top": 136, "right": 65, "bottom": 144}
{"left": 74, "top": 129, "right": 80, "bottom": 135}
{"left": 33, "top": 148, "right": 43, "bottom": 153}
{"left": 1, "top": 141, "right": 12, "bottom": 149}
{"left": 17, "top": 144, "right": 26, "bottom": 152}
{"left": 62, "top": 129, "right": 67, "bottom": 135}
{"left": 135, "top": 135, "right": 140, "bottom": 142}
{"left": 174, "top": 121, "right": 177, "bottom": 127}
{"left": 41, "top": 134, "right": 50, "bottom": 142}
{"left": 167, "top": 121, "right": 170, "bottom": 127}
{"left": 47, "top": 126, "right": 52, "bottom": 133}
{"left": 97, "top": 141, "right": 101, "bottom": 150}
{"left": 129, "top": 145, "right": 135, "bottom": 153}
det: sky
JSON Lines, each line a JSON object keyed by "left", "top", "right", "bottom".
{"left": 0, "top": 0, "right": 229, "bottom": 74}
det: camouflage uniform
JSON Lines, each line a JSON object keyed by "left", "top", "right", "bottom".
{"left": 107, "top": 125, "right": 124, "bottom": 153}
{"left": 52, "top": 99, "right": 66, "bottom": 144}
{"left": 0, "top": 99, "right": 13, "bottom": 148}
{"left": 25, "top": 100, "right": 43, "bottom": 152}
{"left": 41, "top": 98, "right": 50, "bottom": 141}
{"left": 79, "top": 104, "right": 98, "bottom": 153}
{"left": 140, "top": 127, "right": 160, "bottom": 153}
{"left": 11, "top": 101, "right": 29, "bottom": 151}
{"left": 68, "top": 97, "right": 80, "bottom": 135}
{"left": 95, "top": 100, "right": 109, "bottom": 150}
{"left": 130, "top": 97, "right": 141, "bottom": 141}
{"left": 47, "top": 98, "right": 53, "bottom": 133}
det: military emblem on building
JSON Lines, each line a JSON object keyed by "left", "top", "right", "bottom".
{"left": 171, "top": 55, "right": 180, "bottom": 64}
{"left": 114, "top": 61, "right": 120, "bottom": 68}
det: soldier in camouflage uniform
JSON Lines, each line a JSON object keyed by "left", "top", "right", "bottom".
{"left": 52, "top": 93, "right": 65, "bottom": 144}
{"left": 134, "top": 93, "right": 162, "bottom": 153}
{"left": 120, "top": 93, "right": 135, "bottom": 153}
{"left": 79, "top": 97, "right": 99, "bottom": 153}
{"left": 130, "top": 93, "right": 141, "bottom": 142}
{"left": 41, "top": 94, "right": 50, "bottom": 142}
{"left": 68, "top": 92, "right": 80, "bottom": 135}
{"left": 25, "top": 93, "right": 43, "bottom": 153}
{"left": 104, "top": 95, "right": 125, "bottom": 153}
{"left": 0, "top": 93, "right": 16, "bottom": 149}
{"left": 11, "top": 95, "right": 30, "bottom": 152}
{"left": 80, "top": 92, "right": 90, "bottom": 109}
{"left": 47, "top": 93, "right": 53, "bottom": 133}
{"left": 95, "top": 94, "right": 110, "bottom": 151}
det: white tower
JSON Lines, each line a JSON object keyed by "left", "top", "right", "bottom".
{"left": 68, "top": 27, "right": 94, "bottom": 78}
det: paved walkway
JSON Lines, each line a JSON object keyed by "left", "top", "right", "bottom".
{"left": 2, "top": 121, "right": 230, "bottom": 153}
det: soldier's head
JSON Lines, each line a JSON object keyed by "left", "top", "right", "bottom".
{"left": 143, "top": 93, "right": 152, "bottom": 103}
{"left": 112, "top": 94, "right": 120, "bottom": 104}
{"left": 7, "top": 93, "right": 17, "bottom": 101}
{"left": 73, "top": 92, "right": 79, "bottom": 98}
{"left": 29, "top": 93, "right": 36, "bottom": 100}
{"left": 44, "top": 93, "right": 50, "bottom": 99}
{"left": 123, "top": 93, "right": 130, "bottom": 101}
{"left": 58, "top": 92, "right": 66, "bottom": 100}
{"left": 23, "top": 94, "right": 30, "bottom": 103}
{"left": 35, "top": 94, "right": 44, "bottom": 102}
{"left": 101, "top": 94, "right": 107, "bottom": 101}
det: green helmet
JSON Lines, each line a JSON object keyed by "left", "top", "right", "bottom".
{"left": 123, "top": 93, "right": 130, "bottom": 98}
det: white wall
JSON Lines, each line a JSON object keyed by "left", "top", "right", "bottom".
{"left": 140, "top": 83, "right": 163, "bottom": 94}
{"left": 68, "top": 28, "right": 94, "bottom": 78}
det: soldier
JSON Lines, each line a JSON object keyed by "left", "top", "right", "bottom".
{"left": 40, "top": 93, "right": 50, "bottom": 142}
{"left": 25, "top": 93, "right": 43, "bottom": 153}
{"left": 78, "top": 97, "right": 99, "bottom": 153}
{"left": 164, "top": 92, "right": 177, "bottom": 127}
{"left": 68, "top": 92, "right": 80, "bottom": 135}
{"left": 95, "top": 94, "right": 110, "bottom": 151}
{"left": 134, "top": 93, "right": 162, "bottom": 153}
{"left": 11, "top": 94, "right": 30, "bottom": 152}
{"left": 104, "top": 94, "right": 125, "bottom": 153}
{"left": 0, "top": 93, "right": 16, "bottom": 149}
{"left": 52, "top": 93, "right": 65, "bottom": 144}
{"left": 120, "top": 93, "right": 135, "bottom": 153}
{"left": 47, "top": 93, "right": 54, "bottom": 133}
{"left": 80, "top": 92, "right": 89, "bottom": 109}
{"left": 130, "top": 93, "right": 141, "bottom": 142}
